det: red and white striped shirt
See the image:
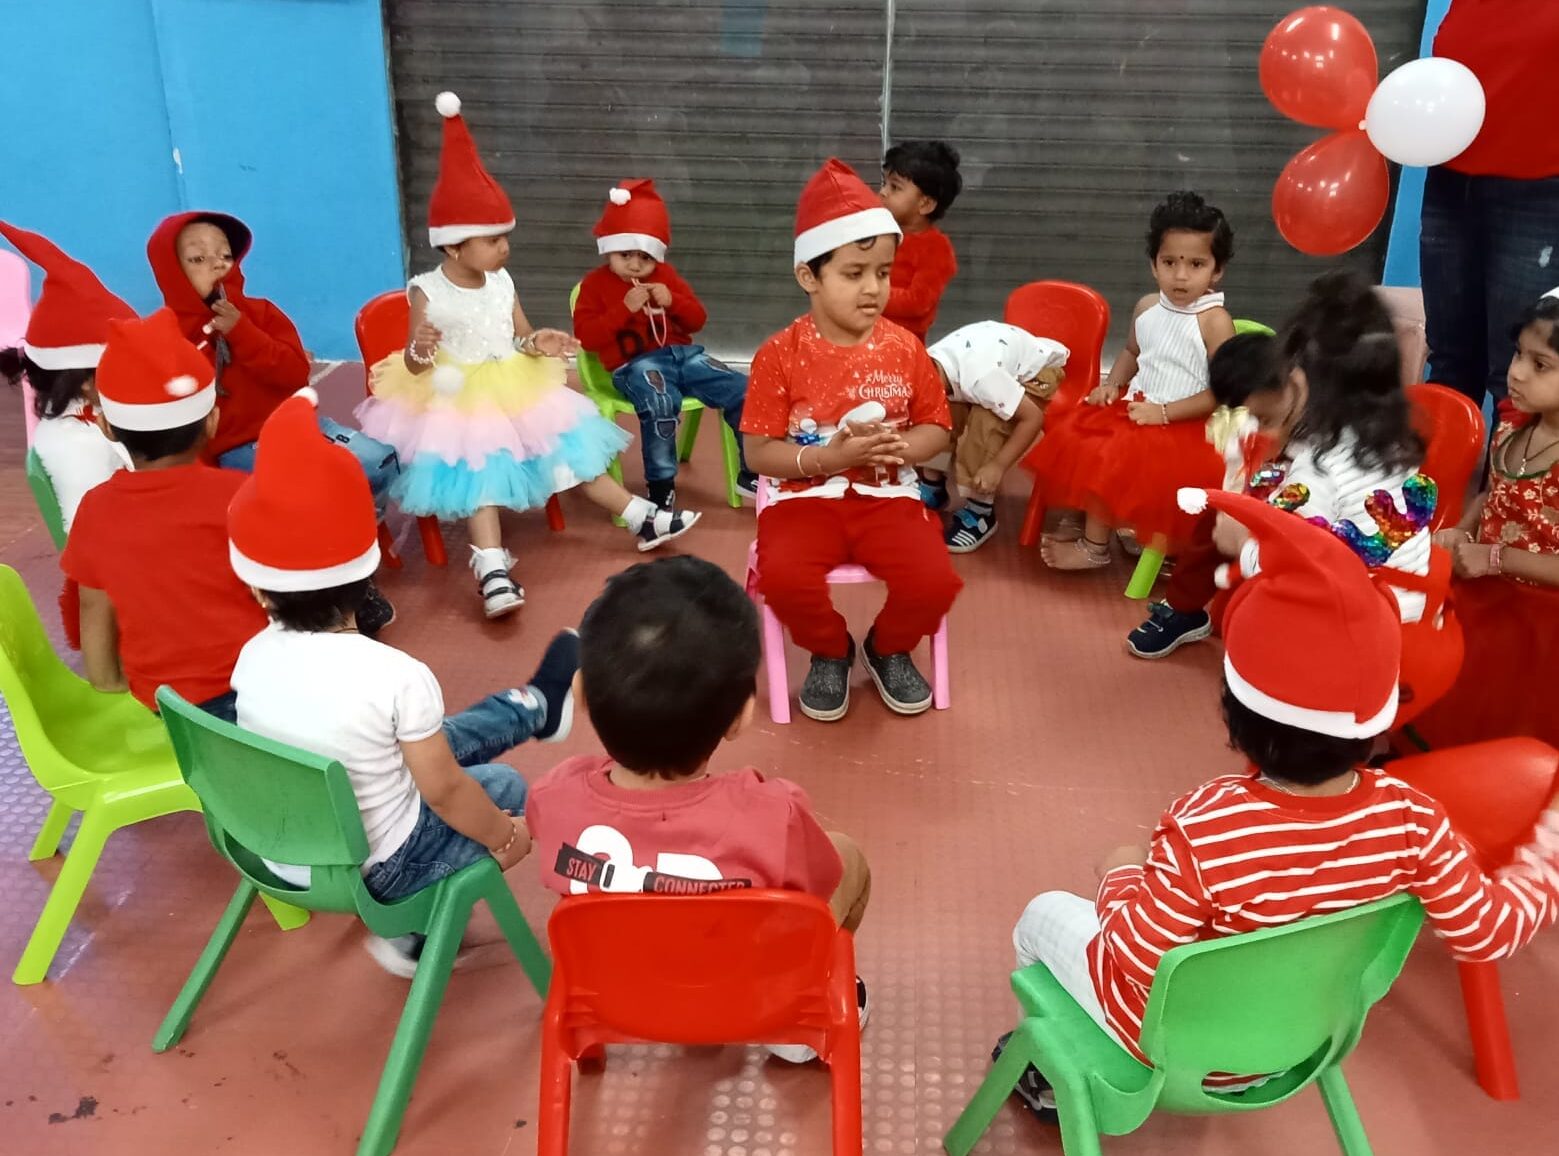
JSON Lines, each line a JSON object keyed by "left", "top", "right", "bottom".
{"left": 1090, "top": 768, "right": 1559, "bottom": 1066}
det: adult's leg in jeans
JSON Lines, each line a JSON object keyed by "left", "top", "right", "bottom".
{"left": 756, "top": 499, "right": 853, "bottom": 658}
{"left": 850, "top": 499, "right": 964, "bottom": 654}
{"left": 1421, "top": 166, "right": 1490, "bottom": 408}
{"left": 1161, "top": 511, "right": 1220, "bottom": 613}
{"left": 317, "top": 415, "right": 401, "bottom": 514}
{"left": 826, "top": 831, "right": 871, "bottom": 932}
{"left": 1479, "top": 174, "right": 1559, "bottom": 407}
{"left": 216, "top": 441, "right": 259, "bottom": 472}
{"left": 677, "top": 345, "right": 753, "bottom": 473}
{"left": 440, "top": 690, "right": 547, "bottom": 768}
{"left": 613, "top": 349, "right": 684, "bottom": 498}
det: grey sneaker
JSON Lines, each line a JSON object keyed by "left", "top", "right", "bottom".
{"left": 862, "top": 630, "right": 933, "bottom": 715}
{"left": 799, "top": 637, "right": 855, "bottom": 722}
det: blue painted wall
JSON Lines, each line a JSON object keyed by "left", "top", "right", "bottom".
{"left": 1, "top": 0, "right": 402, "bottom": 360}
{"left": 1380, "top": 0, "right": 1454, "bottom": 287}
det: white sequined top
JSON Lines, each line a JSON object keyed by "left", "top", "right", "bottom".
{"left": 408, "top": 266, "right": 517, "bottom": 363}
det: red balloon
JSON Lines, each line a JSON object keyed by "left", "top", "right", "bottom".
{"left": 1260, "top": 6, "right": 1379, "bottom": 130}
{"left": 1272, "top": 130, "right": 1390, "bottom": 257}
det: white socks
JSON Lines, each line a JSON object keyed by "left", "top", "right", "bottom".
{"left": 620, "top": 496, "right": 656, "bottom": 533}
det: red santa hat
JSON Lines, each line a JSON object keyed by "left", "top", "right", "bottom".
{"left": 1177, "top": 487, "right": 1401, "bottom": 739}
{"left": 793, "top": 158, "right": 901, "bottom": 267}
{"left": 229, "top": 391, "right": 380, "bottom": 591}
{"left": 0, "top": 221, "right": 137, "bottom": 370}
{"left": 427, "top": 91, "right": 516, "bottom": 248}
{"left": 95, "top": 309, "right": 217, "bottom": 432}
{"left": 594, "top": 179, "right": 671, "bottom": 262}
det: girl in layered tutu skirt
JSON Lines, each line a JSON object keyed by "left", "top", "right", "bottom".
{"left": 1028, "top": 191, "right": 1235, "bottom": 569}
{"left": 358, "top": 92, "right": 700, "bottom": 618}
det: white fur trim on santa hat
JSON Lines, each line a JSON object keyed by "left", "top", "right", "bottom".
{"left": 98, "top": 380, "right": 216, "bottom": 431}
{"left": 1224, "top": 652, "right": 1399, "bottom": 739}
{"left": 609, "top": 187, "right": 631, "bottom": 206}
{"left": 1177, "top": 487, "right": 1209, "bottom": 515}
{"left": 428, "top": 219, "right": 515, "bottom": 248}
{"left": 229, "top": 539, "right": 382, "bottom": 593}
{"left": 23, "top": 341, "right": 107, "bottom": 371}
{"left": 794, "top": 206, "right": 901, "bottom": 267}
{"left": 294, "top": 386, "right": 319, "bottom": 406}
{"left": 435, "top": 91, "right": 462, "bottom": 118}
{"left": 596, "top": 233, "right": 668, "bottom": 262}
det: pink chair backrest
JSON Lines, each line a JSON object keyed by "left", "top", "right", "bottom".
{"left": 1003, "top": 281, "right": 1110, "bottom": 395}
{"left": 1389, "top": 739, "right": 1559, "bottom": 871}
{"left": 1409, "top": 383, "right": 1487, "bottom": 531}
{"left": 0, "top": 250, "right": 36, "bottom": 444}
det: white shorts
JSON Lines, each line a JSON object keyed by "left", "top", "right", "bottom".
{"left": 1012, "top": 891, "right": 1131, "bottom": 1052}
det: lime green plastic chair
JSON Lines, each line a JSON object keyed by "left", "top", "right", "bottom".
{"left": 0, "top": 565, "right": 306, "bottom": 985}
{"left": 25, "top": 448, "right": 66, "bottom": 551}
{"left": 1123, "top": 317, "right": 1277, "bottom": 600}
{"left": 944, "top": 894, "right": 1424, "bottom": 1156}
{"left": 152, "top": 687, "right": 552, "bottom": 1156}
{"left": 568, "top": 283, "right": 743, "bottom": 508}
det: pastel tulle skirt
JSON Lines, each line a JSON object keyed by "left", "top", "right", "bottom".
{"left": 1024, "top": 398, "right": 1222, "bottom": 548}
{"left": 356, "top": 352, "right": 630, "bottom": 520}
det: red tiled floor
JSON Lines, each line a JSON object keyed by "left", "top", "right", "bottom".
{"left": 1, "top": 370, "right": 1557, "bottom": 1155}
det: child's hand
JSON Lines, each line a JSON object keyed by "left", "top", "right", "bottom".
{"left": 624, "top": 285, "right": 653, "bottom": 313}
{"left": 208, "top": 298, "right": 242, "bottom": 335}
{"left": 1126, "top": 401, "right": 1165, "bottom": 426}
{"left": 823, "top": 422, "right": 910, "bottom": 471}
{"left": 410, "top": 321, "right": 443, "bottom": 361}
{"left": 971, "top": 462, "right": 1005, "bottom": 495}
{"left": 530, "top": 328, "right": 578, "bottom": 358}
{"left": 1097, "top": 843, "right": 1148, "bottom": 877}
{"left": 1452, "top": 540, "right": 1496, "bottom": 579}
{"left": 647, "top": 282, "right": 672, "bottom": 308}
{"left": 1085, "top": 383, "right": 1120, "bottom": 407}
{"left": 493, "top": 819, "right": 532, "bottom": 871}
{"left": 1433, "top": 528, "right": 1472, "bottom": 552}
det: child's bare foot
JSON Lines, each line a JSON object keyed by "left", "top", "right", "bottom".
{"left": 1039, "top": 512, "right": 1083, "bottom": 548}
{"left": 1043, "top": 536, "right": 1111, "bottom": 570}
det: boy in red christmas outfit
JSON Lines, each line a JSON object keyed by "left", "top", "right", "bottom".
{"left": 741, "top": 158, "right": 962, "bottom": 722}
{"left": 997, "top": 488, "right": 1559, "bottom": 1124}
{"left": 878, "top": 141, "right": 961, "bottom": 343}
{"left": 61, "top": 309, "right": 268, "bottom": 721}
{"left": 572, "top": 179, "right": 756, "bottom": 508}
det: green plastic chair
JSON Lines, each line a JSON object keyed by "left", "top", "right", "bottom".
{"left": 1122, "top": 317, "right": 1277, "bottom": 600}
{"left": 25, "top": 448, "right": 66, "bottom": 551}
{"left": 568, "top": 283, "right": 743, "bottom": 508}
{"left": 152, "top": 687, "right": 552, "bottom": 1156}
{"left": 0, "top": 565, "right": 306, "bottom": 985}
{"left": 944, "top": 894, "right": 1424, "bottom": 1156}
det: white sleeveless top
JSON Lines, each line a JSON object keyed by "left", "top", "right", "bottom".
{"left": 408, "top": 267, "right": 517, "bottom": 363}
{"left": 1130, "top": 291, "right": 1223, "bottom": 405}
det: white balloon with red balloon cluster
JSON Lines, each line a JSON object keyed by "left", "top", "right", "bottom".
{"left": 1363, "top": 57, "right": 1486, "bottom": 169}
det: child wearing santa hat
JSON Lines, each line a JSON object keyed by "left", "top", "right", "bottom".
{"left": 357, "top": 93, "right": 701, "bottom": 619}
{"left": 227, "top": 392, "right": 580, "bottom": 976}
{"left": 60, "top": 310, "right": 269, "bottom": 720}
{"left": 573, "top": 178, "right": 757, "bottom": 509}
{"left": 997, "top": 489, "right": 1559, "bottom": 1123}
{"left": 740, "top": 158, "right": 962, "bottom": 722}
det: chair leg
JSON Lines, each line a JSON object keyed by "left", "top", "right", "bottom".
{"left": 356, "top": 890, "right": 473, "bottom": 1156}
{"left": 1124, "top": 548, "right": 1165, "bottom": 600}
{"left": 417, "top": 516, "right": 447, "bottom": 567}
{"left": 259, "top": 894, "right": 311, "bottom": 931}
{"left": 545, "top": 494, "right": 566, "bottom": 532}
{"left": 1052, "top": 1077, "right": 1107, "bottom": 1156}
{"left": 12, "top": 804, "right": 115, "bottom": 985}
{"left": 1316, "top": 1064, "right": 1374, "bottom": 1156}
{"left": 943, "top": 1024, "right": 1038, "bottom": 1156}
{"left": 377, "top": 522, "right": 403, "bottom": 571}
{"left": 719, "top": 419, "right": 743, "bottom": 508}
{"left": 678, "top": 406, "right": 703, "bottom": 462}
{"left": 931, "top": 617, "right": 951, "bottom": 710}
{"left": 537, "top": 1014, "right": 575, "bottom": 1156}
{"left": 1457, "top": 961, "right": 1521, "bottom": 1100}
{"left": 153, "top": 883, "right": 260, "bottom": 1051}
{"left": 1018, "top": 488, "right": 1046, "bottom": 549}
{"left": 828, "top": 1021, "right": 863, "bottom": 1156}
{"left": 760, "top": 600, "right": 791, "bottom": 724}
{"left": 483, "top": 874, "right": 552, "bottom": 998}
{"left": 27, "top": 799, "right": 74, "bottom": 861}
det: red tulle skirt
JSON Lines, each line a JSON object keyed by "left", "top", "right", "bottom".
{"left": 1025, "top": 400, "right": 1221, "bottom": 548}
{"left": 1410, "top": 578, "right": 1559, "bottom": 748}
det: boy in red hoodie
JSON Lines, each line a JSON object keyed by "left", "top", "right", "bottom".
{"left": 878, "top": 141, "right": 961, "bottom": 343}
{"left": 573, "top": 180, "right": 756, "bottom": 509}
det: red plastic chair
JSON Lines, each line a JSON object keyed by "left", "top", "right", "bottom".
{"left": 1002, "top": 281, "right": 1110, "bottom": 548}
{"left": 354, "top": 291, "right": 564, "bottom": 568}
{"left": 1408, "top": 383, "right": 1486, "bottom": 531}
{"left": 538, "top": 891, "right": 862, "bottom": 1154}
{"left": 1389, "top": 737, "right": 1559, "bottom": 1101}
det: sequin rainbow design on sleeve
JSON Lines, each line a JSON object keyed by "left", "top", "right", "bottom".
{"left": 1305, "top": 474, "right": 1438, "bottom": 567}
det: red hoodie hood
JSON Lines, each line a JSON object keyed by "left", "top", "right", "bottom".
{"left": 147, "top": 211, "right": 256, "bottom": 341}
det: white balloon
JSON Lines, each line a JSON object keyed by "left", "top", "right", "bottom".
{"left": 1364, "top": 58, "right": 1486, "bottom": 168}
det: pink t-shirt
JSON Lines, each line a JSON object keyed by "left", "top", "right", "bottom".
{"left": 525, "top": 755, "right": 844, "bottom": 898}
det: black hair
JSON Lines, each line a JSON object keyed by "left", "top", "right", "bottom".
{"left": 108, "top": 416, "right": 209, "bottom": 463}
{"left": 1510, "top": 294, "right": 1559, "bottom": 353}
{"left": 1146, "top": 190, "right": 1235, "bottom": 268}
{"left": 882, "top": 140, "right": 963, "bottom": 221}
{"left": 1221, "top": 683, "right": 1372, "bottom": 787}
{"left": 259, "top": 579, "right": 370, "bottom": 633}
{"left": 1278, "top": 268, "right": 1421, "bottom": 475}
{"left": 804, "top": 235, "right": 896, "bottom": 279}
{"left": 1208, "top": 331, "right": 1281, "bottom": 409}
{"left": 0, "top": 346, "right": 95, "bottom": 421}
{"left": 579, "top": 556, "right": 760, "bottom": 778}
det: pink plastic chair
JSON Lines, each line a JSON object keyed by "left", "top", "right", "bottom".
{"left": 0, "top": 249, "right": 36, "bottom": 445}
{"left": 744, "top": 479, "right": 950, "bottom": 724}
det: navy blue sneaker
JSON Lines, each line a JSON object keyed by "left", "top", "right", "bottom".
{"left": 991, "top": 1032, "right": 1058, "bottom": 1124}
{"left": 1126, "top": 602, "right": 1212, "bottom": 660}
{"left": 736, "top": 470, "right": 760, "bottom": 502}
{"left": 920, "top": 478, "right": 949, "bottom": 511}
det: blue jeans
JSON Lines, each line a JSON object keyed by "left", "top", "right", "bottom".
{"left": 197, "top": 690, "right": 239, "bottom": 724}
{"left": 1420, "top": 167, "right": 1559, "bottom": 409}
{"left": 363, "top": 689, "right": 544, "bottom": 902}
{"left": 219, "top": 415, "right": 400, "bottom": 514}
{"left": 612, "top": 345, "right": 750, "bottom": 484}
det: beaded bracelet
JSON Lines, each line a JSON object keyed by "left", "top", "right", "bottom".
{"left": 1490, "top": 543, "right": 1504, "bottom": 575}
{"left": 1160, "top": 403, "right": 1170, "bottom": 426}
{"left": 491, "top": 819, "right": 520, "bottom": 858}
